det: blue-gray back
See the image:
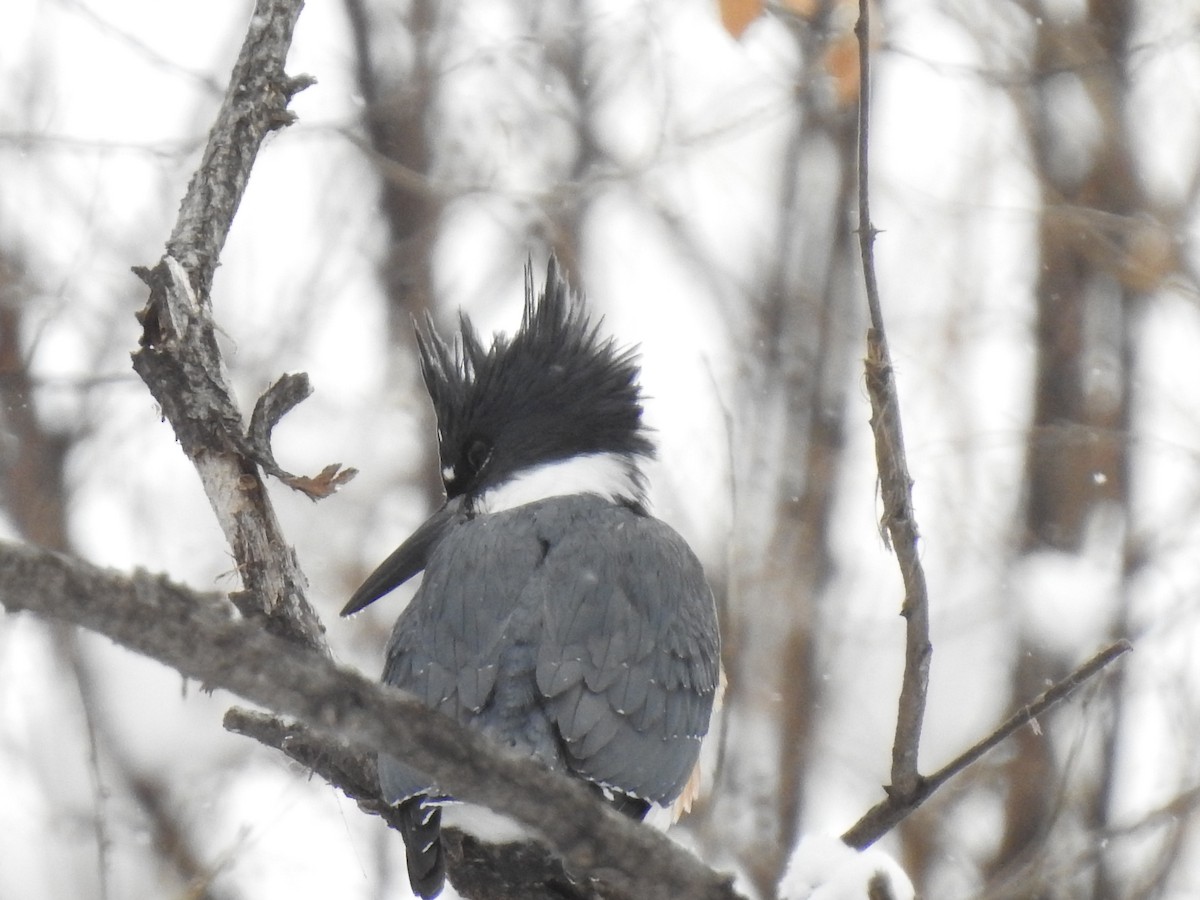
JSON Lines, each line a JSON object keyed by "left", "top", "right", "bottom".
{"left": 380, "top": 493, "right": 719, "bottom": 807}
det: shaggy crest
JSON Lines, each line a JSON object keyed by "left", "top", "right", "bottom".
{"left": 415, "top": 257, "right": 654, "bottom": 501}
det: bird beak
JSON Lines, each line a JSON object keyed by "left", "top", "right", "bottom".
{"left": 340, "top": 496, "right": 467, "bottom": 616}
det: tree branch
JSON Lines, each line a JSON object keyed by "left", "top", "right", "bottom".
{"left": 842, "top": 639, "right": 1132, "bottom": 848}
{"left": 854, "top": 0, "right": 932, "bottom": 804}
{"left": 129, "top": 0, "right": 334, "bottom": 653}
{"left": 224, "top": 709, "right": 592, "bottom": 900}
{"left": 0, "top": 540, "right": 741, "bottom": 900}
{"left": 843, "top": 3, "right": 1135, "bottom": 856}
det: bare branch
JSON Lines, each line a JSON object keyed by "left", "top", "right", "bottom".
{"left": 245, "top": 373, "right": 358, "bottom": 499}
{"left": 853, "top": 0, "right": 932, "bottom": 803}
{"left": 129, "top": 0, "right": 328, "bottom": 653}
{"left": 842, "top": 639, "right": 1132, "bottom": 848}
{"left": 225, "top": 709, "right": 592, "bottom": 900}
{"left": 0, "top": 540, "right": 741, "bottom": 900}
{"left": 846, "top": 4, "right": 1135, "bottom": 862}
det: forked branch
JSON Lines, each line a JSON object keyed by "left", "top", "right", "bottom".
{"left": 844, "top": 0, "right": 1131, "bottom": 850}
{"left": 842, "top": 639, "right": 1132, "bottom": 847}
{"left": 852, "top": 0, "right": 931, "bottom": 806}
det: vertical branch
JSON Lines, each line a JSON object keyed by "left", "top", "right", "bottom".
{"left": 130, "top": 0, "right": 328, "bottom": 654}
{"left": 853, "top": 0, "right": 932, "bottom": 802}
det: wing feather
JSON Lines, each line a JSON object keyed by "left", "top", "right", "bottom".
{"left": 533, "top": 502, "right": 719, "bottom": 805}
{"left": 382, "top": 494, "right": 719, "bottom": 811}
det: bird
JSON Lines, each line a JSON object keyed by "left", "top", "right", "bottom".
{"left": 341, "top": 257, "right": 722, "bottom": 899}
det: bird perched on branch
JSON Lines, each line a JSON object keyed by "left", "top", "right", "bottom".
{"left": 342, "top": 257, "right": 722, "bottom": 899}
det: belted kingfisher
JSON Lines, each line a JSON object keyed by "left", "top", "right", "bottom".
{"left": 342, "top": 258, "right": 722, "bottom": 899}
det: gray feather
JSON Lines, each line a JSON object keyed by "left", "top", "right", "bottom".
{"left": 382, "top": 493, "right": 719, "bottom": 809}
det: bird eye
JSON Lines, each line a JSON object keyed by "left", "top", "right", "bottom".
{"left": 464, "top": 438, "right": 492, "bottom": 478}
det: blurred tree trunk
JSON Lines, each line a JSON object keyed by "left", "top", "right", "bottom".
{"left": 998, "top": 1, "right": 1140, "bottom": 894}
{"left": 1022, "top": 0, "right": 1137, "bottom": 554}
{"left": 710, "top": 6, "right": 863, "bottom": 892}
{"left": 344, "top": 0, "right": 443, "bottom": 508}
{"left": 345, "top": 0, "right": 439, "bottom": 337}
{"left": 0, "top": 261, "right": 69, "bottom": 553}
{"left": 536, "top": 0, "right": 599, "bottom": 284}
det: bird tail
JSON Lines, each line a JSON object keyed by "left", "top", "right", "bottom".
{"left": 399, "top": 795, "right": 446, "bottom": 899}
{"left": 672, "top": 661, "right": 727, "bottom": 821}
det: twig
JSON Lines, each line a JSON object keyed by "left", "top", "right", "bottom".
{"left": 853, "top": 0, "right": 932, "bottom": 802}
{"left": 55, "top": 628, "right": 112, "bottom": 900}
{"left": 842, "top": 639, "right": 1132, "bottom": 848}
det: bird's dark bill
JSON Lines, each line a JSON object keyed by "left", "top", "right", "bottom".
{"left": 340, "top": 497, "right": 466, "bottom": 616}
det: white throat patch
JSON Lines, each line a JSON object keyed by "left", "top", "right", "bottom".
{"left": 477, "top": 452, "right": 645, "bottom": 515}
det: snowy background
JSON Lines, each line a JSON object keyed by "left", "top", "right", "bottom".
{"left": 3, "top": 0, "right": 1200, "bottom": 897}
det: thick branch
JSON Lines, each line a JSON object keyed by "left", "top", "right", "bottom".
{"left": 0, "top": 540, "right": 740, "bottom": 900}
{"left": 129, "top": 0, "right": 329, "bottom": 653}
{"left": 163, "top": 0, "right": 312, "bottom": 290}
{"left": 225, "top": 710, "right": 591, "bottom": 900}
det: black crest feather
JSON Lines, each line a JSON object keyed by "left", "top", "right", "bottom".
{"left": 415, "top": 257, "right": 653, "bottom": 499}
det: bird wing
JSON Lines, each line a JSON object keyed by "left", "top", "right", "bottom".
{"left": 381, "top": 495, "right": 720, "bottom": 809}
{"left": 379, "top": 514, "right": 542, "bottom": 806}
{"left": 532, "top": 502, "right": 721, "bottom": 806}
{"left": 383, "top": 510, "right": 545, "bottom": 720}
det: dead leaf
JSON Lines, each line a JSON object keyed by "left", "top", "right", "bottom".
{"left": 718, "top": 0, "right": 763, "bottom": 39}
{"left": 282, "top": 463, "right": 359, "bottom": 500}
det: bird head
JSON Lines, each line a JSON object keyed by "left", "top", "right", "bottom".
{"left": 417, "top": 256, "right": 654, "bottom": 514}
{"left": 341, "top": 256, "right": 654, "bottom": 616}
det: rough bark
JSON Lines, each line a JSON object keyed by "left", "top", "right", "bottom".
{"left": 0, "top": 539, "right": 741, "bottom": 900}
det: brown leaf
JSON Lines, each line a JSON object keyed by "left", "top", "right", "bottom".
{"left": 718, "top": 0, "right": 763, "bottom": 39}
{"left": 824, "top": 33, "right": 861, "bottom": 107}
{"left": 780, "top": 0, "right": 819, "bottom": 17}
{"left": 281, "top": 463, "right": 359, "bottom": 500}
